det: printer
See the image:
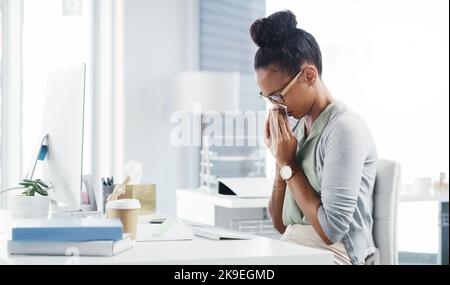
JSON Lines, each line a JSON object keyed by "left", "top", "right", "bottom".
{"left": 217, "top": 177, "right": 273, "bottom": 198}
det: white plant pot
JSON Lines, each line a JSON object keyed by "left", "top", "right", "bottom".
{"left": 9, "top": 194, "right": 50, "bottom": 219}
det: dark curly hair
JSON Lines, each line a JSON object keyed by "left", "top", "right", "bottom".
{"left": 250, "top": 10, "right": 323, "bottom": 77}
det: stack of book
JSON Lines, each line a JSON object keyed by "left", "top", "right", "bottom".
{"left": 8, "top": 218, "right": 132, "bottom": 257}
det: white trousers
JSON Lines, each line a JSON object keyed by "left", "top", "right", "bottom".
{"left": 281, "top": 224, "right": 352, "bottom": 265}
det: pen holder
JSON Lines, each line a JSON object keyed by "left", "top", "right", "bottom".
{"left": 119, "top": 184, "right": 156, "bottom": 215}
{"left": 102, "top": 184, "right": 115, "bottom": 213}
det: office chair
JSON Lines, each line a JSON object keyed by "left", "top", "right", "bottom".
{"left": 372, "top": 159, "right": 402, "bottom": 265}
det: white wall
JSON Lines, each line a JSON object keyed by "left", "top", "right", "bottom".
{"left": 123, "top": 0, "right": 197, "bottom": 216}
{"left": 267, "top": 0, "right": 449, "bottom": 184}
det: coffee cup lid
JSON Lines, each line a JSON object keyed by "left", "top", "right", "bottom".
{"left": 106, "top": 199, "right": 141, "bottom": 209}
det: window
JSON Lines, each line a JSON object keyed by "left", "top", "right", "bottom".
{"left": 200, "top": 0, "right": 265, "bottom": 112}
{"left": 267, "top": 0, "right": 449, "bottom": 262}
{"left": 0, "top": 0, "right": 3, "bottom": 190}
{"left": 22, "top": 0, "right": 94, "bottom": 177}
{"left": 199, "top": 0, "right": 266, "bottom": 183}
{"left": 0, "top": 0, "right": 22, "bottom": 209}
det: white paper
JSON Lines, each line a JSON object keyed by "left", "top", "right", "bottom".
{"left": 218, "top": 177, "right": 273, "bottom": 198}
{"left": 136, "top": 221, "right": 194, "bottom": 242}
{"left": 124, "top": 160, "right": 143, "bottom": 184}
{"left": 192, "top": 226, "right": 252, "bottom": 240}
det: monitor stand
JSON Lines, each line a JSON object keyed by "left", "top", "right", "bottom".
{"left": 50, "top": 175, "right": 102, "bottom": 218}
{"left": 26, "top": 135, "right": 102, "bottom": 219}
{"left": 51, "top": 200, "right": 103, "bottom": 219}
{"left": 24, "top": 134, "right": 49, "bottom": 180}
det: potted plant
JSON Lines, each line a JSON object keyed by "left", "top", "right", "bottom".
{"left": 9, "top": 178, "right": 51, "bottom": 219}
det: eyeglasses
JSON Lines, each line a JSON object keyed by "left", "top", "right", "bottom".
{"left": 259, "top": 69, "right": 304, "bottom": 105}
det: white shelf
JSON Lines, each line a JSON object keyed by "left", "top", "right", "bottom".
{"left": 207, "top": 155, "right": 263, "bottom": 162}
{"left": 176, "top": 189, "right": 269, "bottom": 209}
{"left": 399, "top": 188, "right": 449, "bottom": 203}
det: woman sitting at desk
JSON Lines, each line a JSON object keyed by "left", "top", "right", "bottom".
{"left": 251, "top": 10, "right": 378, "bottom": 265}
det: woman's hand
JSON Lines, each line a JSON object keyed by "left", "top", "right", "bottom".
{"left": 264, "top": 107, "right": 298, "bottom": 166}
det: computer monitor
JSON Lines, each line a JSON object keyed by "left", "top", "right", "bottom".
{"left": 39, "top": 64, "right": 86, "bottom": 211}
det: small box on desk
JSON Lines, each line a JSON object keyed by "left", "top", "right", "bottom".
{"left": 119, "top": 184, "right": 156, "bottom": 215}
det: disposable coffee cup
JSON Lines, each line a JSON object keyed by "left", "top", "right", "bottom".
{"left": 106, "top": 199, "right": 141, "bottom": 240}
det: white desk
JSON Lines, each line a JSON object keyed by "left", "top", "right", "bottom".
{"left": 0, "top": 210, "right": 333, "bottom": 265}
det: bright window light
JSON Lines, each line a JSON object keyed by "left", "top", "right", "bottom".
{"left": 22, "top": 0, "right": 93, "bottom": 176}
{"left": 266, "top": 0, "right": 449, "bottom": 184}
{"left": 266, "top": 0, "right": 449, "bottom": 256}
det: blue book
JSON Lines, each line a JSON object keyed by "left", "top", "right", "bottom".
{"left": 12, "top": 219, "right": 123, "bottom": 242}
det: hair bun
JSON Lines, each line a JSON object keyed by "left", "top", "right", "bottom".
{"left": 250, "top": 10, "right": 297, "bottom": 48}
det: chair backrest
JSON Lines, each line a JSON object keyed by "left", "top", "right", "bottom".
{"left": 372, "top": 159, "right": 401, "bottom": 265}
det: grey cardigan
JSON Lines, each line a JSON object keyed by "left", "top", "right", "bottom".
{"left": 311, "top": 101, "right": 378, "bottom": 264}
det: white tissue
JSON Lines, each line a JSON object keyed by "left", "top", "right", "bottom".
{"left": 288, "top": 116, "right": 299, "bottom": 130}
{"left": 124, "top": 160, "right": 143, "bottom": 184}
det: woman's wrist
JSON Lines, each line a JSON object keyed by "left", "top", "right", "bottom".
{"left": 274, "top": 166, "right": 286, "bottom": 186}
{"left": 276, "top": 153, "right": 297, "bottom": 167}
{"left": 273, "top": 178, "right": 286, "bottom": 192}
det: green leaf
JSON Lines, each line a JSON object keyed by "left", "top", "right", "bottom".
{"left": 22, "top": 186, "right": 31, "bottom": 195}
{"left": 36, "top": 184, "right": 48, "bottom": 195}
{"left": 22, "top": 187, "right": 35, "bottom": 196}
{"left": 20, "top": 178, "right": 50, "bottom": 191}
{"left": 35, "top": 186, "right": 48, "bottom": 196}
{"left": 35, "top": 180, "right": 49, "bottom": 188}
{"left": 17, "top": 178, "right": 49, "bottom": 195}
